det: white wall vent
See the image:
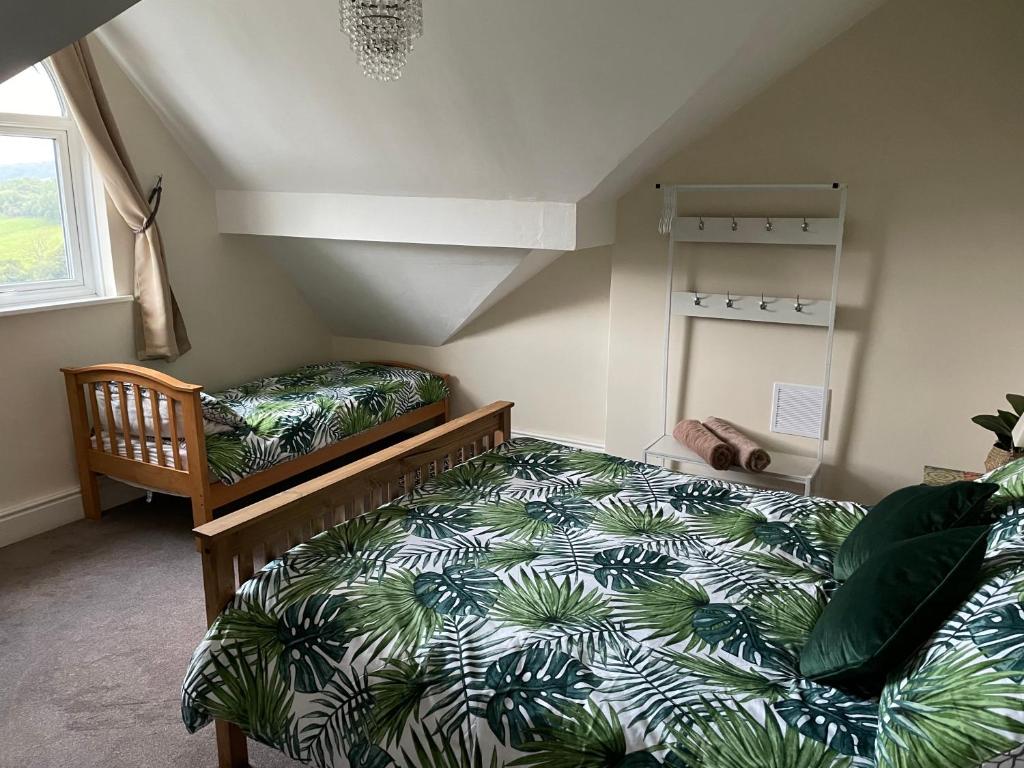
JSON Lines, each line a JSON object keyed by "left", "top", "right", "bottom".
{"left": 771, "top": 383, "right": 830, "bottom": 439}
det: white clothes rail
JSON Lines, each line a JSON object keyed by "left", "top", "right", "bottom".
{"left": 644, "top": 182, "right": 848, "bottom": 495}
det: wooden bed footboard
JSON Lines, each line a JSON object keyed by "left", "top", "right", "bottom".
{"left": 191, "top": 400, "right": 512, "bottom": 768}
{"left": 61, "top": 364, "right": 210, "bottom": 522}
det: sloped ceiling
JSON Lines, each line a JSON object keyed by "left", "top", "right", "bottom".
{"left": 0, "top": 0, "right": 140, "bottom": 82}
{"left": 94, "top": 0, "right": 881, "bottom": 344}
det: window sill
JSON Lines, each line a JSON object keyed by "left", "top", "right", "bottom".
{"left": 0, "top": 294, "right": 132, "bottom": 318}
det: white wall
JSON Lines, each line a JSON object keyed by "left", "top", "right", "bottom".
{"left": 605, "top": 0, "right": 1024, "bottom": 502}
{"left": 0, "top": 38, "right": 332, "bottom": 545}
{"left": 334, "top": 248, "right": 612, "bottom": 449}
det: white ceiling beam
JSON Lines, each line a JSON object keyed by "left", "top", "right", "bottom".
{"left": 216, "top": 190, "right": 613, "bottom": 251}
{"left": 216, "top": 191, "right": 610, "bottom": 250}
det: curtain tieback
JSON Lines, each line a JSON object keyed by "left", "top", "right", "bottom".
{"left": 134, "top": 175, "right": 163, "bottom": 234}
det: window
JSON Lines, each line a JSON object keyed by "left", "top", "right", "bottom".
{"left": 0, "top": 62, "right": 112, "bottom": 311}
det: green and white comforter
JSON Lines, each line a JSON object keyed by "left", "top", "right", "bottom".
{"left": 200, "top": 362, "right": 448, "bottom": 485}
{"left": 181, "top": 440, "right": 1024, "bottom": 768}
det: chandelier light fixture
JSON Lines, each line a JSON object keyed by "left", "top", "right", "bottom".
{"left": 339, "top": 0, "right": 423, "bottom": 82}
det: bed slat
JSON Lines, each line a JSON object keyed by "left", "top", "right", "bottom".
{"left": 148, "top": 388, "right": 166, "bottom": 467}
{"left": 132, "top": 384, "right": 150, "bottom": 463}
{"left": 86, "top": 384, "right": 103, "bottom": 451}
{"left": 102, "top": 384, "right": 119, "bottom": 456}
{"left": 116, "top": 382, "right": 133, "bottom": 459}
{"left": 167, "top": 398, "right": 183, "bottom": 470}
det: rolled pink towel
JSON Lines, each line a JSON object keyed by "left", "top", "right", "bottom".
{"left": 673, "top": 419, "right": 735, "bottom": 471}
{"left": 704, "top": 417, "right": 772, "bottom": 472}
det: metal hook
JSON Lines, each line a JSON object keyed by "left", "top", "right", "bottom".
{"left": 801, "top": 217, "right": 809, "bottom": 232}
{"left": 794, "top": 294, "right": 804, "bottom": 313}
{"left": 731, "top": 216, "right": 738, "bottom": 231}
{"left": 693, "top": 292, "right": 702, "bottom": 307}
{"left": 726, "top": 291, "right": 734, "bottom": 309}
{"left": 759, "top": 293, "right": 767, "bottom": 310}
{"left": 765, "top": 217, "right": 773, "bottom": 232}
{"left": 698, "top": 216, "right": 705, "bottom": 231}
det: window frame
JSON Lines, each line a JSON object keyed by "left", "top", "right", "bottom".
{"left": 0, "top": 62, "right": 113, "bottom": 311}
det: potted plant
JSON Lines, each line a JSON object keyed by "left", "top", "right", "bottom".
{"left": 973, "top": 394, "right": 1024, "bottom": 471}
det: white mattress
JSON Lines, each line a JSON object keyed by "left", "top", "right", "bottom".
{"left": 98, "top": 433, "right": 188, "bottom": 470}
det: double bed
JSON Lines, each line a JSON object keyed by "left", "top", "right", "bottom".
{"left": 62, "top": 360, "right": 450, "bottom": 526}
{"left": 183, "top": 402, "right": 1024, "bottom": 768}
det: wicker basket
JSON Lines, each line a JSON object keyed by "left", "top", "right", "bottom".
{"left": 985, "top": 444, "right": 1024, "bottom": 473}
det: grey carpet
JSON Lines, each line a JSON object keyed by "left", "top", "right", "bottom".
{"left": 0, "top": 497, "right": 299, "bottom": 768}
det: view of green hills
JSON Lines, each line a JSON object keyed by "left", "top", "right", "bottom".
{"left": 0, "top": 161, "right": 67, "bottom": 285}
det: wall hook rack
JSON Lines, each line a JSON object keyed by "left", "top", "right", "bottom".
{"left": 647, "top": 182, "right": 848, "bottom": 496}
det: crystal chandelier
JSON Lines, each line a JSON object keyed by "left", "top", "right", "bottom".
{"left": 339, "top": 0, "right": 423, "bottom": 82}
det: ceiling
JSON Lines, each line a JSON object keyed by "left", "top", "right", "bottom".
{"left": 98, "top": 0, "right": 880, "bottom": 204}
{"left": 91, "top": 0, "right": 882, "bottom": 344}
{"left": 0, "top": 0, "right": 140, "bottom": 83}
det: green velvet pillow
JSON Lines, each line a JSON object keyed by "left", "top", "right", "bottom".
{"left": 833, "top": 481, "right": 997, "bottom": 581}
{"left": 800, "top": 525, "right": 989, "bottom": 696}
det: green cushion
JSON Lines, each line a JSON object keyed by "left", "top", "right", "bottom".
{"left": 833, "top": 481, "right": 998, "bottom": 581}
{"left": 800, "top": 525, "right": 989, "bottom": 696}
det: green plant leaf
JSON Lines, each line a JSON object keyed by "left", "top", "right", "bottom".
{"left": 413, "top": 565, "right": 500, "bottom": 617}
{"left": 592, "top": 545, "right": 685, "bottom": 591}
{"left": 524, "top": 497, "right": 597, "bottom": 529}
{"left": 510, "top": 701, "right": 661, "bottom": 768}
{"left": 692, "top": 604, "right": 793, "bottom": 671}
{"left": 773, "top": 685, "right": 877, "bottom": 757}
{"left": 592, "top": 500, "right": 690, "bottom": 540}
{"left": 751, "top": 588, "right": 826, "bottom": 649}
{"left": 998, "top": 409, "right": 1021, "bottom": 431}
{"left": 973, "top": 413, "right": 1013, "bottom": 438}
{"left": 665, "top": 652, "right": 787, "bottom": 703}
{"left": 483, "top": 648, "right": 599, "bottom": 746}
{"left": 475, "top": 500, "right": 556, "bottom": 541}
{"left": 368, "top": 657, "right": 444, "bottom": 746}
{"left": 614, "top": 578, "right": 709, "bottom": 645}
{"left": 675, "top": 701, "right": 853, "bottom": 768}
{"left": 597, "top": 646, "right": 695, "bottom": 736}
{"left": 192, "top": 646, "right": 294, "bottom": 747}
{"left": 968, "top": 602, "right": 1024, "bottom": 681}
{"left": 1007, "top": 394, "right": 1024, "bottom": 417}
{"left": 420, "top": 615, "right": 507, "bottom": 742}
{"left": 563, "top": 450, "right": 636, "bottom": 480}
{"left": 480, "top": 451, "right": 569, "bottom": 481}
{"left": 876, "top": 648, "right": 1024, "bottom": 768}
{"left": 668, "top": 481, "right": 751, "bottom": 514}
{"left": 299, "top": 668, "right": 375, "bottom": 768}
{"left": 276, "top": 594, "right": 351, "bottom": 693}
{"left": 398, "top": 504, "right": 478, "bottom": 539}
{"left": 347, "top": 569, "right": 443, "bottom": 658}
{"left": 491, "top": 572, "right": 610, "bottom": 630}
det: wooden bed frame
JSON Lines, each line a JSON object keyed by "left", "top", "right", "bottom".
{"left": 61, "top": 361, "right": 451, "bottom": 527}
{"left": 192, "top": 400, "right": 513, "bottom": 768}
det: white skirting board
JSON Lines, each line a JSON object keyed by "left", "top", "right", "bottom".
{"left": 511, "top": 429, "right": 605, "bottom": 454}
{"left": 0, "top": 479, "right": 144, "bottom": 550}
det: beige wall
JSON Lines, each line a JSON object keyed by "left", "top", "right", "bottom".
{"left": 334, "top": 247, "right": 612, "bottom": 448}
{"left": 0, "top": 38, "right": 331, "bottom": 530}
{"left": 606, "top": 0, "right": 1024, "bottom": 502}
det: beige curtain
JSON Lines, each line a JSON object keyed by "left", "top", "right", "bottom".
{"left": 50, "top": 39, "right": 190, "bottom": 361}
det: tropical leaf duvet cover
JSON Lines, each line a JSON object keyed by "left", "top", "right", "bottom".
{"left": 182, "top": 439, "right": 1024, "bottom": 768}
{"left": 200, "top": 361, "right": 449, "bottom": 485}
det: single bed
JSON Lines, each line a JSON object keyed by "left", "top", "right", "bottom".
{"left": 183, "top": 403, "right": 1024, "bottom": 768}
{"left": 62, "top": 360, "right": 450, "bottom": 527}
